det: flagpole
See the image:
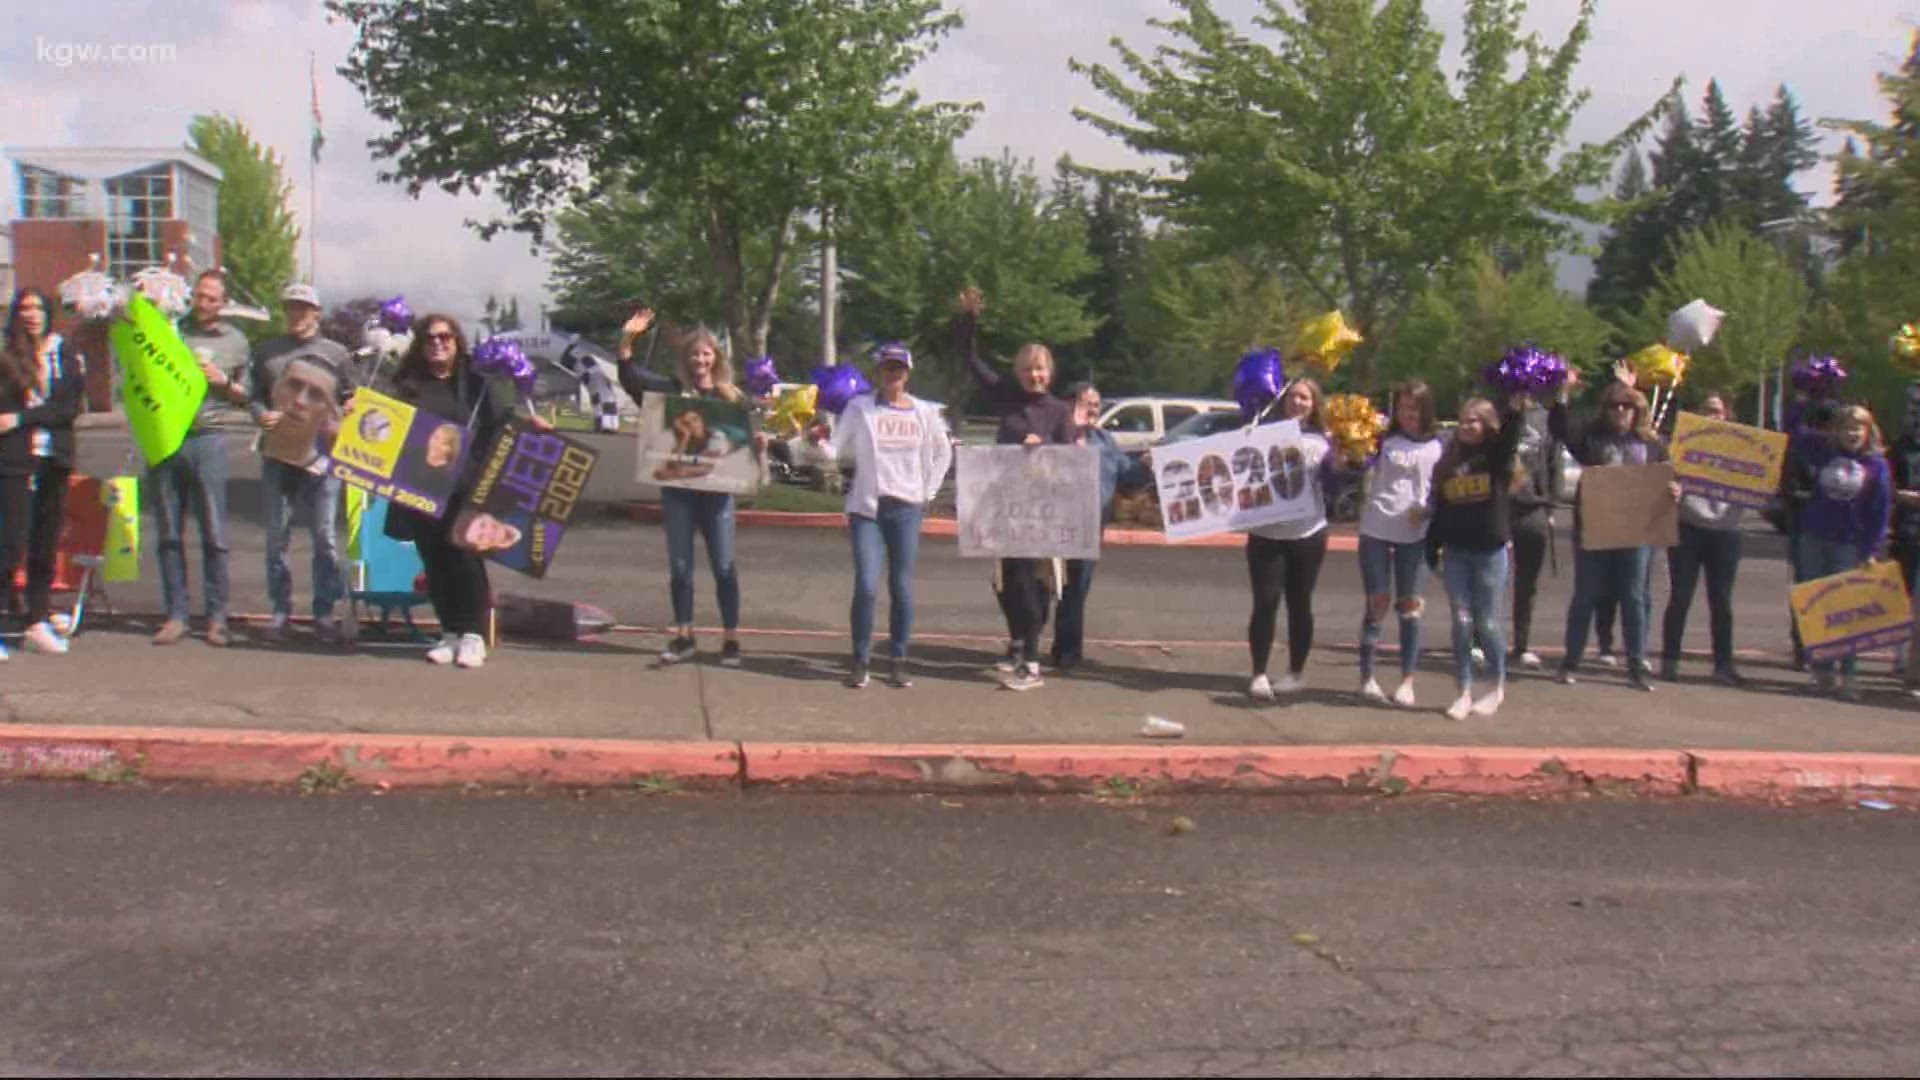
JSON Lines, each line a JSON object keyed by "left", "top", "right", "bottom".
{"left": 309, "top": 50, "right": 319, "bottom": 287}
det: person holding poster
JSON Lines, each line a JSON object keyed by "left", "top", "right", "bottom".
{"left": 1550, "top": 366, "right": 1676, "bottom": 692}
{"left": 1048, "top": 382, "right": 1151, "bottom": 673}
{"left": 379, "top": 314, "right": 519, "bottom": 669}
{"left": 1659, "top": 392, "right": 1748, "bottom": 686}
{"left": 1354, "top": 381, "right": 1443, "bottom": 707}
{"left": 1783, "top": 404, "right": 1893, "bottom": 700}
{"left": 958, "top": 288, "right": 1077, "bottom": 691}
{"left": 1245, "top": 379, "right": 1344, "bottom": 702}
{"left": 829, "top": 343, "right": 953, "bottom": 689}
{"left": 1425, "top": 397, "right": 1524, "bottom": 720}
{"left": 1889, "top": 384, "right": 1920, "bottom": 699}
{"left": 616, "top": 310, "right": 766, "bottom": 668}
{"left": 247, "top": 283, "right": 357, "bottom": 644}
{"left": 0, "top": 287, "right": 85, "bottom": 658}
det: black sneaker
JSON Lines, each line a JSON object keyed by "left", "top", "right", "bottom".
{"left": 1659, "top": 657, "right": 1680, "bottom": 682}
{"left": 660, "top": 636, "right": 696, "bottom": 664}
{"left": 1712, "top": 665, "right": 1745, "bottom": 688}
{"left": 1626, "top": 669, "right": 1655, "bottom": 692}
{"left": 720, "top": 640, "right": 742, "bottom": 668}
{"left": 993, "top": 645, "right": 1019, "bottom": 673}
{"left": 887, "top": 658, "right": 914, "bottom": 689}
{"left": 845, "top": 665, "right": 870, "bottom": 689}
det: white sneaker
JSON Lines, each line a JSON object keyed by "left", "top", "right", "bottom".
{"left": 425, "top": 634, "right": 458, "bottom": 665}
{"left": 1275, "top": 672, "right": 1307, "bottom": 694}
{"left": 1597, "top": 652, "right": 1621, "bottom": 669}
{"left": 1392, "top": 679, "right": 1418, "bottom": 708}
{"left": 1518, "top": 650, "right": 1542, "bottom": 670}
{"left": 23, "top": 622, "right": 68, "bottom": 655}
{"left": 1249, "top": 674, "right": 1276, "bottom": 703}
{"left": 1358, "top": 678, "right": 1388, "bottom": 704}
{"left": 455, "top": 633, "right": 487, "bottom": 669}
{"left": 47, "top": 613, "right": 72, "bottom": 635}
{"left": 1445, "top": 692, "right": 1473, "bottom": 721}
{"left": 313, "top": 616, "right": 341, "bottom": 644}
{"left": 1471, "top": 687, "right": 1505, "bottom": 716}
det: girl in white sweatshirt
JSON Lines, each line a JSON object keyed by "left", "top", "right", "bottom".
{"left": 1355, "top": 380, "right": 1445, "bottom": 706}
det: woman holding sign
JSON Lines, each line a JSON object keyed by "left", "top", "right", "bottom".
{"left": 616, "top": 310, "right": 767, "bottom": 669}
{"left": 0, "top": 286, "right": 85, "bottom": 658}
{"left": 380, "top": 314, "right": 515, "bottom": 669}
{"left": 830, "top": 343, "right": 954, "bottom": 689}
{"left": 1550, "top": 366, "right": 1676, "bottom": 693}
{"left": 1659, "top": 392, "right": 1747, "bottom": 686}
{"left": 1782, "top": 404, "right": 1893, "bottom": 700}
{"left": 1246, "top": 379, "right": 1345, "bottom": 701}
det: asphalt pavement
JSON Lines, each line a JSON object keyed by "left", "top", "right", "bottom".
{"left": 2, "top": 787, "right": 1915, "bottom": 1077}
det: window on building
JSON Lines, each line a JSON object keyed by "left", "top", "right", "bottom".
{"left": 179, "top": 170, "right": 217, "bottom": 272}
{"left": 18, "top": 165, "right": 87, "bottom": 220}
{"left": 104, "top": 166, "right": 174, "bottom": 279}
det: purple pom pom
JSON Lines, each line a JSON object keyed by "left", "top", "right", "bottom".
{"left": 1791, "top": 355, "right": 1848, "bottom": 397}
{"left": 473, "top": 337, "right": 538, "bottom": 398}
{"left": 743, "top": 356, "right": 781, "bottom": 398}
{"left": 811, "top": 364, "right": 871, "bottom": 416}
{"left": 1483, "top": 344, "right": 1568, "bottom": 399}
{"left": 378, "top": 295, "right": 412, "bottom": 335}
{"left": 1232, "top": 348, "right": 1287, "bottom": 420}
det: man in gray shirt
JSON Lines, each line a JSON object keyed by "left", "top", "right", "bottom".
{"left": 154, "top": 270, "right": 253, "bottom": 647}
{"left": 248, "top": 282, "right": 356, "bottom": 644}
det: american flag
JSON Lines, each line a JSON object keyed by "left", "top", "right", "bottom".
{"left": 309, "top": 53, "right": 324, "bottom": 165}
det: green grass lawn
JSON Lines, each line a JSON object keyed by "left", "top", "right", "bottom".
{"left": 739, "top": 483, "right": 847, "bottom": 514}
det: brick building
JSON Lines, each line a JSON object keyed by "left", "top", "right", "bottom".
{"left": 7, "top": 148, "right": 222, "bottom": 411}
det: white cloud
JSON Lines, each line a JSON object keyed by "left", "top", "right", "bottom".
{"left": 2, "top": 0, "right": 1915, "bottom": 326}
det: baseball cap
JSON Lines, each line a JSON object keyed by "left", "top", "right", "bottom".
{"left": 875, "top": 342, "right": 913, "bottom": 369}
{"left": 280, "top": 283, "right": 322, "bottom": 308}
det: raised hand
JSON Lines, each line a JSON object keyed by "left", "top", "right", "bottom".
{"left": 956, "top": 287, "right": 985, "bottom": 316}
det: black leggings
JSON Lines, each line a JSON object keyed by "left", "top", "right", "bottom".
{"left": 999, "top": 558, "right": 1050, "bottom": 664}
{"left": 1508, "top": 510, "right": 1550, "bottom": 655}
{"left": 414, "top": 513, "right": 492, "bottom": 637}
{"left": 0, "top": 463, "right": 70, "bottom": 627}
{"left": 1247, "top": 532, "right": 1328, "bottom": 676}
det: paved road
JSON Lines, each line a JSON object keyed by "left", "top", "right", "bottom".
{"left": 3, "top": 787, "right": 1915, "bottom": 1076}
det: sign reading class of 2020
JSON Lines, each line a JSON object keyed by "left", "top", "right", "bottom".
{"left": 1670, "top": 412, "right": 1790, "bottom": 509}
{"left": 453, "top": 423, "right": 599, "bottom": 578}
{"left": 328, "top": 387, "right": 470, "bottom": 518}
{"left": 1791, "top": 560, "right": 1914, "bottom": 664}
{"left": 1149, "top": 419, "right": 1315, "bottom": 542}
{"left": 955, "top": 445, "right": 1101, "bottom": 560}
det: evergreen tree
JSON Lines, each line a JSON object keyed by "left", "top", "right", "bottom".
{"left": 1688, "top": 80, "right": 1746, "bottom": 228}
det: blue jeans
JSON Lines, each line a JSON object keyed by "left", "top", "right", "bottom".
{"left": 1443, "top": 547, "right": 1508, "bottom": 691}
{"left": 1563, "top": 545, "right": 1652, "bottom": 670}
{"left": 261, "top": 460, "right": 343, "bottom": 620}
{"left": 849, "top": 498, "right": 922, "bottom": 665}
{"left": 1051, "top": 559, "right": 1097, "bottom": 666}
{"left": 151, "top": 432, "right": 230, "bottom": 622}
{"left": 663, "top": 487, "right": 739, "bottom": 630}
{"left": 1795, "top": 535, "right": 1864, "bottom": 677}
{"left": 1357, "top": 535, "right": 1427, "bottom": 680}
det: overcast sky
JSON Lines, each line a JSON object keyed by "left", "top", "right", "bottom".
{"left": 1, "top": 0, "right": 1914, "bottom": 332}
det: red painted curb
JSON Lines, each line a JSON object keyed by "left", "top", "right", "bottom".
{"left": 0, "top": 726, "right": 741, "bottom": 789}
{"left": 739, "top": 742, "right": 1694, "bottom": 796}
{"left": 613, "top": 501, "right": 1356, "bottom": 551}
{"left": 1688, "top": 750, "right": 1920, "bottom": 802}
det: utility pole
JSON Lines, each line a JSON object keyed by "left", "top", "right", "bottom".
{"left": 820, "top": 207, "right": 838, "bottom": 366}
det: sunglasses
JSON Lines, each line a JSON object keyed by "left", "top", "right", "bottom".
{"left": 427, "top": 332, "right": 457, "bottom": 344}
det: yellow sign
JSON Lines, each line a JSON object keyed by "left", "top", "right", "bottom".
{"left": 1791, "top": 560, "right": 1914, "bottom": 663}
{"left": 332, "top": 388, "right": 415, "bottom": 480}
{"left": 102, "top": 476, "right": 140, "bottom": 583}
{"left": 1670, "top": 412, "right": 1789, "bottom": 510}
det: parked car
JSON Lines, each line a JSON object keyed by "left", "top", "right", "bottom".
{"left": 1098, "top": 396, "right": 1240, "bottom": 453}
{"left": 1152, "top": 408, "right": 1248, "bottom": 449}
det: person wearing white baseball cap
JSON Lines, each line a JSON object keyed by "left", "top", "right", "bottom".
{"left": 246, "top": 281, "right": 357, "bottom": 644}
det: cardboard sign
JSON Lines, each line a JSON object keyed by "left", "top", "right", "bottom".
{"left": 638, "top": 395, "right": 761, "bottom": 496}
{"left": 1578, "top": 463, "right": 1680, "bottom": 550}
{"left": 1150, "top": 419, "right": 1315, "bottom": 541}
{"left": 328, "top": 387, "right": 470, "bottom": 518}
{"left": 107, "top": 294, "right": 208, "bottom": 466}
{"left": 1670, "top": 412, "right": 1789, "bottom": 509}
{"left": 456, "top": 423, "right": 598, "bottom": 578}
{"left": 955, "top": 445, "right": 1101, "bottom": 560}
{"left": 1791, "top": 560, "right": 1914, "bottom": 663}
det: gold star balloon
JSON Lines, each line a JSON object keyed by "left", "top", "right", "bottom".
{"left": 1290, "top": 311, "right": 1362, "bottom": 377}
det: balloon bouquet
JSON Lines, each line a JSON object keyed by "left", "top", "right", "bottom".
{"left": 1230, "top": 310, "right": 1366, "bottom": 425}
{"left": 1619, "top": 298, "right": 1725, "bottom": 429}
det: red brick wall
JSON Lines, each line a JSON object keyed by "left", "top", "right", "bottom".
{"left": 10, "top": 219, "right": 113, "bottom": 410}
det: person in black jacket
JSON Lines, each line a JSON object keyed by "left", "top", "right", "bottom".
{"left": 1426, "top": 396, "right": 1524, "bottom": 720}
{"left": 0, "top": 286, "right": 85, "bottom": 658}
{"left": 378, "top": 314, "right": 535, "bottom": 669}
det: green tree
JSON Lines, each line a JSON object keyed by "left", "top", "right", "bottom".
{"left": 1125, "top": 236, "right": 1304, "bottom": 397}
{"left": 186, "top": 113, "right": 300, "bottom": 340}
{"left": 1381, "top": 252, "right": 1609, "bottom": 409}
{"left": 1689, "top": 80, "right": 1746, "bottom": 228}
{"left": 1618, "top": 222, "right": 1809, "bottom": 399}
{"left": 1050, "top": 162, "right": 1150, "bottom": 385}
{"left": 1586, "top": 150, "right": 1665, "bottom": 316}
{"left": 328, "top": 0, "right": 973, "bottom": 358}
{"left": 1071, "top": 0, "right": 1661, "bottom": 387}
{"left": 837, "top": 151, "right": 1096, "bottom": 402}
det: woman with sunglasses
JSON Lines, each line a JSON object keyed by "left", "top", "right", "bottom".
{"left": 1549, "top": 364, "right": 1678, "bottom": 692}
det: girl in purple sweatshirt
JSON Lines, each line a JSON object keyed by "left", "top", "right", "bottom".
{"left": 1784, "top": 404, "right": 1893, "bottom": 699}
